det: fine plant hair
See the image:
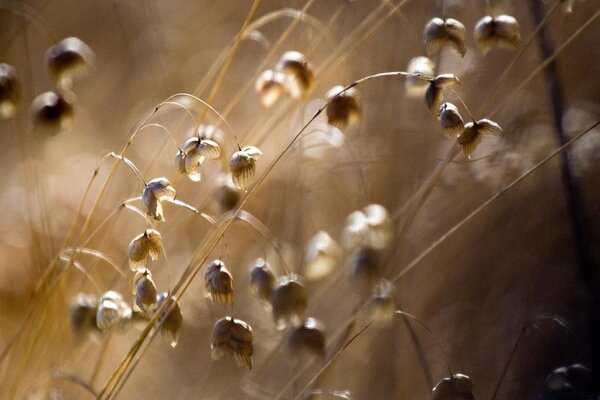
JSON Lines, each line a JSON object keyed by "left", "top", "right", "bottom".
{"left": 0, "top": 1, "right": 599, "bottom": 399}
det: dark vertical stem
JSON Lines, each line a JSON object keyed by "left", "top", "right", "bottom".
{"left": 527, "top": 0, "right": 600, "bottom": 385}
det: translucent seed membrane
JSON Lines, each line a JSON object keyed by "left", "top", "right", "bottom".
{"left": 425, "top": 74, "right": 460, "bottom": 113}
{"left": 133, "top": 268, "right": 158, "bottom": 316}
{"left": 45, "top": 37, "right": 94, "bottom": 89}
{"left": 157, "top": 292, "right": 183, "bottom": 348}
{"left": 474, "top": 15, "right": 521, "bottom": 54}
{"left": 457, "top": 118, "right": 502, "bottom": 158}
{"left": 229, "top": 146, "right": 263, "bottom": 190}
{"left": 423, "top": 17, "right": 467, "bottom": 57}
{"left": 286, "top": 317, "right": 326, "bottom": 358}
{"left": 304, "top": 230, "right": 342, "bottom": 281}
{"left": 128, "top": 229, "right": 162, "bottom": 271}
{"left": 95, "top": 291, "right": 132, "bottom": 334}
{"left": 271, "top": 274, "right": 307, "bottom": 330}
{"left": 432, "top": 374, "right": 474, "bottom": 400}
{"left": 439, "top": 102, "right": 464, "bottom": 138}
{"left": 0, "top": 63, "right": 20, "bottom": 120}
{"left": 141, "top": 177, "right": 176, "bottom": 221}
{"left": 325, "top": 85, "right": 362, "bottom": 130}
{"left": 249, "top": 258, "right": 276, "bottom": 307}
{"left": 255, "top": 69, "right": 286, "bottom": 108}
{"left": 275, "top": 51, "right": 314, "bottom": 99}
{"left": 211, "top": 316, "right": 254, "bottom": 369}
{"left": 204, "top": 259, "right": 234, "bottom": 305}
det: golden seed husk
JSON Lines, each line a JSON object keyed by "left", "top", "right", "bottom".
{"left": 304, "top": 230, "right": 342, "bottom": 281}
{"left": 141, "top": 177, "right": 176, "bottom": 221}
{"left": 458, "top": 119, "right": 502, "bottom": 158}
{"left": 31, "top": 90, "right": 75, "bottom": 134}
{"left": 276, "top": 51, "right": 314, "bottom": 99}
{"left": 425, "top": 74, "right": 460, "bottom": 113}
{"left": 229, "top": 146, "right": 262, "bottom": 190}
{"left": 439, "top": 102, "right": 465, "bottom": 138}
{"left": 133, "top": 268, "right": 158, "bottom": 315}
{"left": 287, "top": 317, "right": 326, "bottom": 358}
{"left": 45, "top": 37, "right": 94, "bottom": 89}
{"left": 70, "top": 293, "right": 100, "bottom": 343}
{"left": 423, "top": 17, "right": 467, "bottom": 57}
{"left": 325, "top": 85, "right": 362, "bottom": 130}
{"left": 204, "top": 259, "right": 234, "bottom": 305}
{"left": 157, "top": 292, "right": 183, "bottom": 348}
{"left": 271, "top": 274, "right": 307, "bottom": 330}
{"left": 0, "top": 63, "right": 20, "bottom": 120}
{"left": 211, "top": 316, "right": 254, "bottom": 369}
{"left": 474, "top": 15, "right": 521, "bottom": 54}
{"left": 249, "top": 258, "right": 276, "bottom": 305}
{"left": 96, "top": 291, "right": 132, "bottom": 334}
{"left": 406, "top": 57, "right": 435, "bottom": 97}
{"left": 255, "top": 69, "right": 286, "bottom": 108}
{"left": 128, "top": 229, "right": 162, "bottom": 270}
{"left": 432, "top": 374, "right": 474, "bottom": 400}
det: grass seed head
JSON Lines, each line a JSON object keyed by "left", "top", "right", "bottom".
{"left": 406, "top": 56, "right": 435, "bottom": 97}
{"left": 31, "top": 90, "right": 75, "bottom": 134}
{"left": 133, "top": 268, "right": 158, "bottom": 315}
{"left": 425, "top": 74, "right": 460, "bottom": 113}
{"left": 458, "top": 119, "right": 502, "bottom": 158}
{"left": 432, "top": 374, "right": 474, "bottom": 400}
{"left": 229, "top": 145, "right": 263, "bottom": 190}
{"left": 0, "top": 63, "right": 20, "bottom": 120}
{"left": 439, "top": 102, "right": 465, "bottom": 138}
{"left": 423, "top": 17, "right": 467, "bottom": 57}
{"left": 342, "top": 204, "right": 394, "bottom": 252}
{"left": 142, "top": 177, "right": 176, "bottom": 221}
{"left": 546, "top": 366, "right": 568, "bottom": 391}
{"left": 211, "top": 316, "right": 254, "bottom": 369}
{"left": 249, "top": 258, "right": 276, "bottom": 306}
{"left": 70, "top": 293, "right": 100, "bottom": 343}
{"left": 304, "top": 230, "right": 342, "bottom": 281}
{"left": 275, "top": 51, "right": 314, "bottom": 99}
{"left": 96, "top": 291, "right": 132, "bottom": 334}
{"left": 286, "top": 317, "right": 326, "bottom": 358}
{"left": 45, "top": 37, "right": 94, "bottom": 89}
{"left": 157, "top": 292, "right": 183, "bottom": 348}
{"left": 271, "top": 274, "right": 308, "bottom": 330}
{"left": 325, "top": 85, "right": 362, "bottom": 130}
{"left": 204, "top": 259, "right": 234, "bottom": 305}
{"left": 128, "top": 228, "right": 162, "bottom": 271}
{"left": 255, "top": 69, "right": 286, "bottom": 108}
{"left": 474, "top": 15, "right": 521, "bottom": 54}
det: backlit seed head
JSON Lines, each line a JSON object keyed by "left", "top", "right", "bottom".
{"left": 424, "top": 17, "right": 467, "bottom": 57}
{"left": 211, "top": 316, "right": 254, "bottom": 369}
{"left": 204, "top": 259, "right": 234, "bottom": 305}
{"left": 0, "top": 63, "right": 20, "bottom": 119}
{"left": 474, "top": 15, "right": 521, "bottom": 54}
{"left": 271, "top": 274, "right": 308, "bottom": 330}
{"left": 439, "top": 102, "right": 464, "bottom": 138}
{"left": 546, "top": 366, "right": 568, "bottom": 391}
{"left": 325, "top": 85, "right": 362, "bottom": 130}
{"left": 184, "top": 136, "right": 221, "bottom": 164}
{"left": 249, "top": 258, "right": 276, "bottom": 305}
{"left": 157, "top": 292, "right": 183, "bottom": 348}
{"left": 127, "top": 229, "right": 162, "bottom": 271}
{"left": 229, "top": 146, "right": 263, "bottom": 190}
{"left": 458, "top": 119, "right": 502, "bottom": 158}
{"left": 287, "top": 317, "right": 326, "bottom": 358}
{"left": 96, "top": 291, "right": 132, "bottom": 334}
{"left": 546, "top": 364, "right": 591, "bottom": 391}
{"left": 405, "top": 57, "right": 435, "bottom": 97}
{"left": 347, "top": 246, "right": 382, "bottom": 295}
{"left": 342, "top": 204, "right": 394, "bottom": 252}
{"left": 45, "top": 37, "right": 94, "bottom": 89}
{"left": 425, "top": 74, "right": 460, "bottom": 113}
{"left": 70, "top": 293, "right": 100, "bottom": 343}
{"left": 31, "top": 90, "right": 75, "bottom": 134}
{"left": 141, "top": 177, "right": 176, "bottom": 221}
{"left": 213, "top": 174, "right": 241, "bottom": 213}
{"left": 367, "top": 279, "right": 395, "bottom": 323}
{"left": 276, "top": 51, "right": 314, "bottom": 99}
{"left": 133, "top": 268, "right": 158, "bottom": 315}
{"left": 255, "top": 69, "right": 286, "bottom": 108}
{"left": 432, "top": 374, "right": 474, "bottom": 400}
{"left": 304, "top": 231, "right": 342, "bottom": 281}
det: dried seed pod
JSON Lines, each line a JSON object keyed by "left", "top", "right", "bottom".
{"left": 405, "top": 56, "right": 435, "bottom": 97}
{"left": 325, "top": 85, "right": 362, "bottom": 130}
{"left": 367, "top": 280, "right": 395, "bottom": 323}
{"left": 474, "top": 15, "right": 521, "bottom": 54}
{"left": 304, "top": 231, "right": 342, "bottom": 281}
{"left": 425, "top": 74, "right": 460, "bottom": 113}
{"left": 184, "top": 135, "right": 221, "bottom": 165}
{"left": 70, "top": 293, "right": 100, "bottom": 343}
{"left": 439, "top": 102, "right": 464, "bottom": 138}
{"left": 546, "top": 366, "right": 568, "bottom": 391}
{"left": 271, "top": 274, "right": 307, "bottom": 330}
{"left": 287, "top": 317, "right": 326, "bottom": 358}
{"left": 213, "top": 174, "right": 241, "bottom": 213}
{"left": 45, "top": 37, "right": 94, "bottom": 88}
{"left": 211, "top": 316, "right": 254, "bottom": 369}
{"left": 347, "top": 246, "right": 382, "bottom": 295}
{"left": 157, "top": 292, "right": 183, "bottom": 348}
{"left": 229, "top": 145, "right": 263, "bottom": 190}
{"left": 249, "top": 258, "right": 276, "bottom": 305}
{"left": 141, "top": 177, "right": 176, "bottom": 221}
{"left": 423, "top": 17, "right": 467, "bottom": 57}
{"left": 31, "top": 90, "right": 74, "bottom": 134}
{"left": 96, "top": 291, "right": 132, "bottom": 334}
{"left": 204, "top": 259, "right": 234, "bottom": 305}
{"left": 342, "top": 204, "right": 394, "bottom": 252}
{"left": 255, "top": 69, "right": 286, "bottom": 108}
{"left": 128, "top": 229, "right": 162, "bottom": 270}
{"left": 457, "top": 118, "right": 502, "bottom": 158}
{"left": 0, "top": 63, "right": 20, "bottom": 120}
{"left": 432, "top": 374, "right": 475, "bottom": 400}
{"left": 133, "top": 268, "right": 158, "bottom": 315}
{"left": 276, "top": 51, "right": 314, "bottom": 99}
